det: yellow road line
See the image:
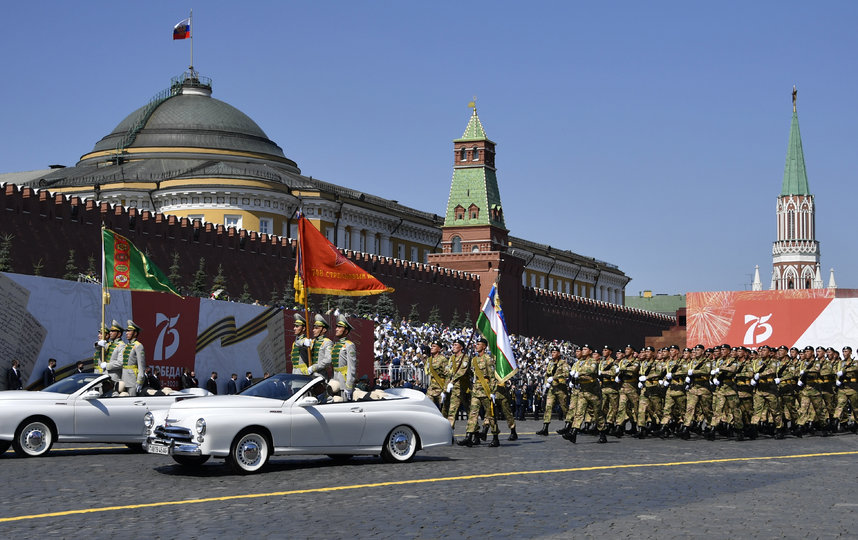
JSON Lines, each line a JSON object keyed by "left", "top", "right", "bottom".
{"left": 2, "top": 450, "right": 856, "bottom": 523}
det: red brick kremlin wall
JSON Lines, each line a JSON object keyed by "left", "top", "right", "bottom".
{"left": 1, "top": 185, "right": 674, "bottom": 346}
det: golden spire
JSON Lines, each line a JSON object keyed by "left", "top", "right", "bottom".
{"left": 467, "top": 95, "right": 477, "bottom": 113}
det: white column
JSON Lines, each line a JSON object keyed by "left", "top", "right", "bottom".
{"left": 351, "top": 228, "right": 362, "bottom": 253}
{"left": 336, "top": 224, "right": 347, "bottom": 249}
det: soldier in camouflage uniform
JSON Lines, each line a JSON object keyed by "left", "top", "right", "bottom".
{"left": 657, "top": 345, "right": 688, "bottom": 438}
{"left": 750, "top": 345, "right": 783, "bottom": 437}
{"left": 774, "top": 345, "right": 801, "bottom": 437}
{"left": 833, "top": 346, "right": 858, "bottom": 432}
{"left": 560, "top": 347, "right": 584, "bottom": 435}
{"left": 636, "top": 346, "right": 665, "bottom": 438}
{"left": 797, "top": 346, "right": 829, "bottom": 434}
{"left": 735, "top": 348, "right": 756, "bottom": 436}
{"left": 564, "top": 344, "right": 607, "bottom": 443}
{"left": 424, "top": 339, "right": 449, "bottom": 415}
{"left": 615, "top": 345, "right": 640, "bottom": 436}
{"left": 680, "top": 344, "right": 713, "bottom": 440}
{"left": 461, "top": 338, "right": 499, "bottom": 447}
{"left": 537, "top": 346, "right": 570, "bottom": 436}
{"left": 820, "top": 348, "right": 838, "bottom": 430}
{"left": 446, "top": 339, "right": 471, "bottom": 430}
{"left": 484, "top": 378, "right": 518, "bottom": 441}
{"left": 710, "top": 345, "right": 744, "bottom": 440}
{"left": 598, "top": 345, "right": 621, "bottom": 436}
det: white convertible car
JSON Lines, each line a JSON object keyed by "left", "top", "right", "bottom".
{"left": 145, "top": 373, "right": 453, "bottom": 474}
{"left": 0, "top": 373, "right": 209, "bottom": 457}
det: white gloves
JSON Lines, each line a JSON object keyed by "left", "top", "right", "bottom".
{"left": 597, "top": 370, "right": 602, "bottom": 376}
{"left": 660, "top": 380, "right": 669, "bottom": 387}
{"left": 100, "top": 362, "right": 108, "bottom": 370}
{"left": 687, "top": 369, "right": 694, "bottom": 376}
{"left": 774, "top": 378, "right": 781, "bottom": 385}
{"left": 837, "top": 380, "right": 842, "bottom": 387}
{"left": 637, "top": 382, "right": 643, "bottom": 389}
{"left": 614, "top": 376, "right": 621, "bottom": 383}
{"left": 710, "top": 368, "right": 720, "bottom": 375}
{"left": 344, "top": 390, "right": 353, "bottom": 401}
{"left": 799, "top": 370, "right": 805, "bottom": 376}
{"left": 490, "top": 393, "right": 495, "bottom": 401}
{"left": 665, "top": 372, "right": 672, "bottom": 381}
{"left": 750, "top": 379, "right": 757, "bottom": 386}
{"left": 547, "top": 377, "right": 553, "bottom": 384}
{"left": 685, "top": 376, "right": 691, "bottom": 384}
{"left": 614, "top": 366, "right": 621, "bottom": 374}
{"left": 712, "top": 378, "right": 720, "bottom": 386}
{"left": 302, "top": 338, "right": 313, "bottom": 347}
{"left": 446, "top": 383, "right": 453, "bottom": 393}
{"left": 837, "top": 371, "right": 843, "bottom": 377}
{"left": 97, "top": 340, "right": 108, "bottom": 348}
{"left": 753, "top": 373, "right": 760, "bottom": 381}
{"left": 798, "top": 380, "right": 804, "bottom": 387}
{"left": 638, "top": 375, "right": 647, "bottom": 382}
{"left": 572, "top": 371, "right": 579, "bottom": 378}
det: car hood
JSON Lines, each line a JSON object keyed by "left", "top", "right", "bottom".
{"left": 168, "top": 394, "right": 282, "bottom": 410}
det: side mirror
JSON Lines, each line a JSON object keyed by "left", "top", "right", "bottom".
{"left": 82, "top": 390, "right": 101, "bottom": 400}
{"left": 298, "top": 396, "right": 318, "bottom": 407}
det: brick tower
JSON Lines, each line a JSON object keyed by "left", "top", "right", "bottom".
{"left": 771, "top": 86, "right": 820, "bottom": 290}
{"left": 428, "top": 105, "right": 524, "bottom": 330}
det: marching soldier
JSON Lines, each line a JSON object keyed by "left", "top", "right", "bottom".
{"left": 775, "top": 345, "right": 801, "bottom": 437}
{"left": 821, "top": 348, "right": 838, "bottom": 430}
{"left": 710, "top": 345, "right": 744, "bottom": 440}
{"left": 636, "top": 346, "right": 664, "bottom": 438}
{"left": 560, "top": 346, "right": 584, "bottom": 435}
{"left": 797, "top": 346, "right": 829, "bottom": 435}
{"left": 425, "top": 339, "right": 449, "bottom": 414}
{"left": 121, "top": 320, "right": 146, "bottom": 396}
{"left": 290, "top": 313, "right": 311, "bottom": 374}
{"left": 615, "top": 345, "right": 641, "bottom": 436}
{"left": 306, "top": 314, "right": 334, "bottom": 378}
{"left": 680, "top": 344, "right": 713, "bottom": 440}
{"left": 751, "top": 345, "right": 784, "bottom": 437}
{"left": 490, "top": 378, "right": 518, "bottom": 441}
{"left": 538, "top": 345, "right": 570, "bottom": 436}
{"left": 833, "top": 346, "right": 858, "bottom": 432}
{"left": 331, "top": 315, "right": 357, "bottom": 400}
{"left": 564, "top": 344, "right": 607, "bottom": 443}
{"left": 461, "top": 338, "right": 499, "bottom": 448}
{"left": 657, "top": 345, "right": 688, "bottom": 438}
{"left": 446, "top": 339, "right": 471, "bottom": 430}
{"left": 599, "top": 345, "right": 621, "bottom": 436}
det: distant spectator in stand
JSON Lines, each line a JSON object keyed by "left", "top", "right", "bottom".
{"left": 42, "top": 358, "right": 57, "bottom": 388}
{"left": 206, "top": 371, "right": 218, "bottom": 394}
{"left": 227, "top": 373, "right": 238, "bottom": 395}
{"left": 7, "top": 359, "right": 23, "bottom": 390}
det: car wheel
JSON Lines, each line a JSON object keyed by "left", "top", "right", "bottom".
{"left": 13, "top": 418, "right": 55, "bottom": 457}
{"left": 172, "top": 455, "right": 211, "bottom": 467}
{"left": 0, "top": 440, "right": 11, "bottom": 455}
{"left": 228, "top": 430, "right": 270, "bottom": 474}
{"left": 125, "top": 443, "right": 145, "bottom": 453}
{"left": 381, "top": 425, "right": 417, "bottom": 463}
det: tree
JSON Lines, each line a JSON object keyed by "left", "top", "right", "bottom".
{"left": 0, "top": 233, "right": 13, "bottom": 273}
{"left": 427, "top": 305, "right": 442, "bottom": 326}
{"left": 355, "top": 297, "right": 372, "bottom": 317}
{"left": 191, "top": 257, "right": 207, "bottom": 297}
{"left": 269, "top": 287, "right": 281, "bottom": 307}
{"left": 462, "top": 310, "right": 473, "bottom": 329}
{"left": 239, "top": 283, "right": 253, "bottom": 304}
{"left": 211, "top": 264, "right": 228, "bottom": 299}
{"left": 335, "top": 297, "right": 355, "bottom": 315}
{"left": 63, "top": 249, "right": 79, "bottom": 281}
{"left": 86, "top": 254, "right": 97, "bottom": 279}
{"left": 32, "top": 258, "right": 44, "bottom": 277}
{"left": 281, "top": 281, "right": 296, "bottom": 309}
{"left": 407, "top": 303, "right": 421, "bottom": 325}
{"left": 168, "top": 252, "right": 182, "bottom": 291}
{"left": 450, "top": 308, "right": 461, "bottom": 329}
{"left": 375, "top": 294, "right": 397, "bottom": 320}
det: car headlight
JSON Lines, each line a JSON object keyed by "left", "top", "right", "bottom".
{"left": 144, "top": 412, "right": 154, "bottom": 429}
{"left": 195, "top": 418, "right": 206, "bottom": 436}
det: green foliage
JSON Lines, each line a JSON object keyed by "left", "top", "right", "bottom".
{"left": 335, "top": 297, "right": 355, "bottom": 315}
{"left": 427, "top": 305, "right": 442, "bottom": 326}
{"left": 449, "top": 308, "right": 461, "bottom": 328}
{"left": 269, "top": 287, "right": 281, "bottom": 307}
{"left": 86, "top": 254, "right": 97, "bottom": 278}
{"left": 375, "top": 294, "right": 397, "bottom": 320}
{"left": 32, "top": 258, "right": 44, "bottom": 277}
{"left": 462, "top": 310, "right": 473, "bottom": 328}
{"left": 63, "top": 249, "right": 79, "bottom": 281}
{"left": 168, "top": 252, "right": 182, "bottom": 290}
{"left": 239, "top": 283, "right": 253, "bottom": 303}
{"left": 211, "top": 264, "right": 228, "bottom": 298}
{"left": 0, "top": 233, "right": 13, "bottom": 273}
{"left": 407, "top": 303, "right": 421, "bottom": 325}
{"left": 191, "top": 257, "right": 207, "bottom": 297}
{"left": 355, "top": 297, "right": 373, "bottom": 317}
{"left": 281, "top": 282, "right": 296, "bottom": 309}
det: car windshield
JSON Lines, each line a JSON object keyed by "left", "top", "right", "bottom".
{"left": 239, "top": 373, "right": 316, "bottom": 401}
{"left": 43, "top": 373, "right": 102, "bottom": 394}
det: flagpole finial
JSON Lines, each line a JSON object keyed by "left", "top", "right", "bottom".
{"left": 792, "top": 85, "right": 797, "bottom": 113}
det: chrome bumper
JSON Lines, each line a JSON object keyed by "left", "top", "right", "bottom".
{"left": 145, "top": 435, "right": 202, "bottom": 456}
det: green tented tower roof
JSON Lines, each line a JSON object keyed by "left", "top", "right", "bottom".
{"left": 781, "top": 109, "right": 810, "bottom": 196}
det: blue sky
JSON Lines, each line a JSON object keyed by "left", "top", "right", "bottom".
{"left": 2, "top": 2, "right": 857, "bottom": 294}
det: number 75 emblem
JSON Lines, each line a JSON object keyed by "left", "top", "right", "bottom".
{"left": 743, "top": 314, "right": 773, "bottom": 345}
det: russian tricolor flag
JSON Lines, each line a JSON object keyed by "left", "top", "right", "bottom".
{"left": 173, "top": 18, "right": 191, "bottom": 40}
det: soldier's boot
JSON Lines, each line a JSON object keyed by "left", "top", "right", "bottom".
{"left": 556, "top": 422, "right": 572, "bottom": 435}
{"left": 457, "top": 433, "right": 473, "bottom": 447}
{"left": 535, "top": 423, "right": 550, "bottom": 436}
{"left": 583, "top": 422, "right": 592, "bottom": 434}
{"left": 736, "top": 426, "right": 746, "bottom": 441}
{"left": 747, "top": 424, "right": 758, "bottom": 440}
{"left": 704, "top": 427, "right": 716, "bottom": 441}
{"left": 471, "top": 431, "right": 481, "bottom": 445}
{"left": 717, "top": 421, "right": 729, "bottom": 436}
{"left": 821, "top": 420, "right": 832, "bottom": 437}
{"left": 678, "top": 425, "right": 691, "bottom": 440}
{"left": 627, "top": 422, "right": 638, "bottom": 435}
{"left": 488, "top": 434, "right": 500, "bottom": 447}
{"left": 507, "top": 428, "right": 518, "bottom": 441}
{"left": 479, "top": 425, "right": 490, "bottom": 442}
{"left": 658, "top": 424, "right": 670, "bottom": 439}
{"left": 830, "top": 418, "right": 840, "bottom": 433}
{"left": 850, "top": 421, "right": 858, "bottom": 434}
{"left": 597, "top": 430, "right": 608, "bottom": 444}
{"left": 613, "top": 423, "right": 624, "bottom": 438}
{"left": 691, "top": 421, "right": 702, "bottom": 435}
{"left": 773, "top": 426, "right": 785, "bottom": 440}
{"left": 565, "top": 428, "right": 578, "bottom": 444}
{"left": 636, "top": 426, "right": 648, "bottom": 439}
{"left": 791, "top": 423, "right": 802, "bottom": 437}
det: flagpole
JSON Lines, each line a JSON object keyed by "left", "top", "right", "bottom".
{"left": 189, "top": 9, "right": 194, "bottom": 73}
{"left": 100, "top": 226, "right": 107, "bottom": 370}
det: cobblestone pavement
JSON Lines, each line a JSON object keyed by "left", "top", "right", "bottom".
{"left": 2, "top": 419, "right": 857, "bottom": 539}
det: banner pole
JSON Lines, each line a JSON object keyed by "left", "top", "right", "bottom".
{"left": 100, "top": 226, "right": 107, "bottom": 369}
